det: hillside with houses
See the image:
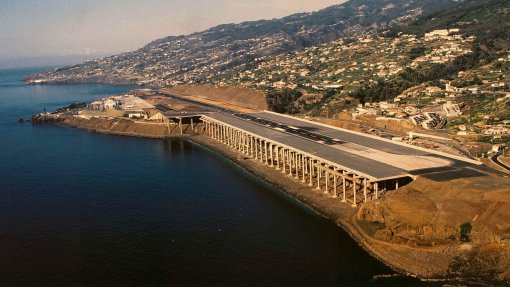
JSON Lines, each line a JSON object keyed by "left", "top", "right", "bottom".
{"left": 26, "top": 0, "right": 510, "bottom": 155}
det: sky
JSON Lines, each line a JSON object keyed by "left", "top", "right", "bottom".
{"left": 0, "top": 0, "right": 344, "bottom": 67}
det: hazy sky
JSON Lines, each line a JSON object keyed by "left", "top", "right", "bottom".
{"left": 0, "top": 0, "right": 343, "bottom": 65}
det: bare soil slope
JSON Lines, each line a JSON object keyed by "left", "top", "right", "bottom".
{"left": 357, "top": 176, "right": 510, "bottom": 281}
{"left": 169, "top": 85, "right": 268, "bottom": 111}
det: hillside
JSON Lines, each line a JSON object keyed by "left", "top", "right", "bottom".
{"left": 26, "top": 0, "right": 461, "bottom": 86}
{"left": 181, "top": 0, "right": 509, "bottom": 149}
{"left": 346, "top": 0, "right": 510, "bottom": 103}
{"left": 357, "top": 175, "right": 510, "bottom": 282}
{"left": 393, "top": 0, "right": 510, "bottom": 51}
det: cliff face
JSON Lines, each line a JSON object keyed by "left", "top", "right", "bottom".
{"left": 357, "top": 176, "right": 510, "bottom": 281}
{"left": 62, "top": 116, "right": 202, "bottom": 138}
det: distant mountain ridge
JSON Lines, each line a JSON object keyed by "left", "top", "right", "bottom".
{"left": 27, "top": 0, "right": 463, "bottom": 86}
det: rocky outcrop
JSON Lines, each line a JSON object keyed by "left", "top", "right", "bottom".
{"left": 357, "top": 176, "right": 510, "bottom": 282}
{"left": 31, "top": 114, "right": 65, "bottom": 124}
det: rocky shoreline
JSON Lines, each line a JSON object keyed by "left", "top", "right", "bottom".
{"left": 38, "top": 115, "right": 510, "bottom": 285}
{"left": 188, "top": 135, "right": 459, "bottom": 280}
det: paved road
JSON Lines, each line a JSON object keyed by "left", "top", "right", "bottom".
{"left": 491, "top": 152, "right": 510, "bottom": 173}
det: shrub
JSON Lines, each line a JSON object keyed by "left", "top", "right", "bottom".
{"left": 460, "top": 222, "right": 473, "bottom": 242}
{"left": 266, "top": 89, "right": 302, "bottom": 114}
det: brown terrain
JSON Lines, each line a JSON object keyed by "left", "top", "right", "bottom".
{"left": 358, "top": 176, "right": 510, "bottom": 282}
{"left": 167, "top": 85, "right": 268, "bottom": 111}
{"left": 62, "top": 116, "right": 196, "bottom": 138}
{"left": 501, "top": 156, "right": 510, "bottom": 167}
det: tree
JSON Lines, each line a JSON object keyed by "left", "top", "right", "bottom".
{"left": 266, "top": 89, "right": 303, "bottom": 114}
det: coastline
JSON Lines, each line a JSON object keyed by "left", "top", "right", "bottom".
{"left": 188, "top": 135, "right": 456, "bottom": 280}
{"left": 54, "top": 116, "right": 460, "bottom": 281}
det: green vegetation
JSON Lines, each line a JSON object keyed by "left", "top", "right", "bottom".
{"left": 393, "top": 0, "right": 510, "bottom": 52}
{"left": 477, "top": 136, "right": 510, "bottom": 144}
{"left": 349, "top": 43, "right": 495, "bottom": 103}
{"left": 341, "top": 0, "right": 510, "bottom": 104}
{"left": 460, "top": 222, "right": 473, "bottom": 242}
{"left": 55, "top": 103, "right": 87, "bottom": 113}
{"left": 266, "top": 89, "right": 302, "bottom": 114}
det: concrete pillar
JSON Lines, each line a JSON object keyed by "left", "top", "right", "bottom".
{"left": 232, "top": 129, "right": 236, "bottom": 147}
{"left": 264, "top": 142, "right": 268, "bottom": 164}
{"left": 309, "top": 159, "right": 313, "bottom": 187}
{"left": 244, "top": 134, "right": 248, "bottom": 155}
{"left": 316, "top": 163, "right": 321, "bottom": 190}
{"left": 288, "top": 151, "right": 293, "bottom": 177}
{"left": 270, "top": 144, "right": 274, "bottom": 167}
{"left": 333, "top": 168, "right": 338, "bottom": 198}
{"left": 275, "top": 146, "right": 280, "bottom": 170}
{"left": 230, "top": 128, "right": 233, "bottom": 146}
{"left": 294, "top": 153, "right": 298, "bottom": 178}
{"left": 352, "top": 176, "right": 357, "bottom": 207}
{"left": 237, "top": 132, "right": 241, "bottom": 151}
{"left": 249, "top": 136, "right": 253, "bottom": 157}
{"left": 246, "top": 134, "right": 249, "bottom": 155}
{"left": 301, "top": 155, "right": 306, "bottom": 183}
{"left": 342, "top": 171, "right": 347, "bottom": 203}
{"left": 364, "top": 178, "right": 368, "bottom": 203}
{"left": 288, "top": 151, "right": 293, "bottom": 176}
{"left": 324, "top": 168, "right": 329, "bottom": 194}
{"left": 259, "top": 139, "right": 263, "bottom": 162}
{"left": 241, "top": 133, "right": 244, "bottom": 153}
{"left": 282, "top": 149, "right": 286, "bottom": 174}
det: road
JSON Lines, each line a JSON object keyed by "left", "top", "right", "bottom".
{"left": 491, "top": 152, "right": 510, "bottom": 173}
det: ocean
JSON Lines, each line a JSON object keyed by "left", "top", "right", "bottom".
{"left": 0, "top": 67, "right": 433, "bottom": 286}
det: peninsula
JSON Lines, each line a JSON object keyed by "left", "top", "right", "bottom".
{"left": 26, "top": 0, "right": 510, "bottom": 284}
{"left": 32, "top": 86, "right": 510, "bottom": 285}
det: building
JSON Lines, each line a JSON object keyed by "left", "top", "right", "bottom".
{"left": 144, "top": 108, "right": 168, "bottom": 122}
{"left": 442, "top": 101, "right": 462, "bottom": 117}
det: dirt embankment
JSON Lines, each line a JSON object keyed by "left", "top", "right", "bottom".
{"left": 357, "top": 176, "right": 510, "bottom": 282}
{"left": 168, "top": 85, "right": 268, "bottom": 111}
{"left": 62, "top": 116, "right": 203, "bottom": 138}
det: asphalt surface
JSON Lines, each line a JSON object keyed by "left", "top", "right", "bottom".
{"left": 491, "top": 152, "right": 510, "bottom": 173}
{"left": 207, "top": 113, "right": 409, "bottom": 180}
{"left": 253, "top": 112, "right": 425, "bottom": 155}
{"left": 159, "top": 90, "right": 495, "bottom": 181}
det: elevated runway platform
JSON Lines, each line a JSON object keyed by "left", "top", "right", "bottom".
{"left": 206, "top": 113, "right": 409, "bottom": 181}
{"left": 247, "top": 111, "right": 491, "bottom": 181}
{"left": 205, "top": 112, "right": 492, "bottom": 183}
